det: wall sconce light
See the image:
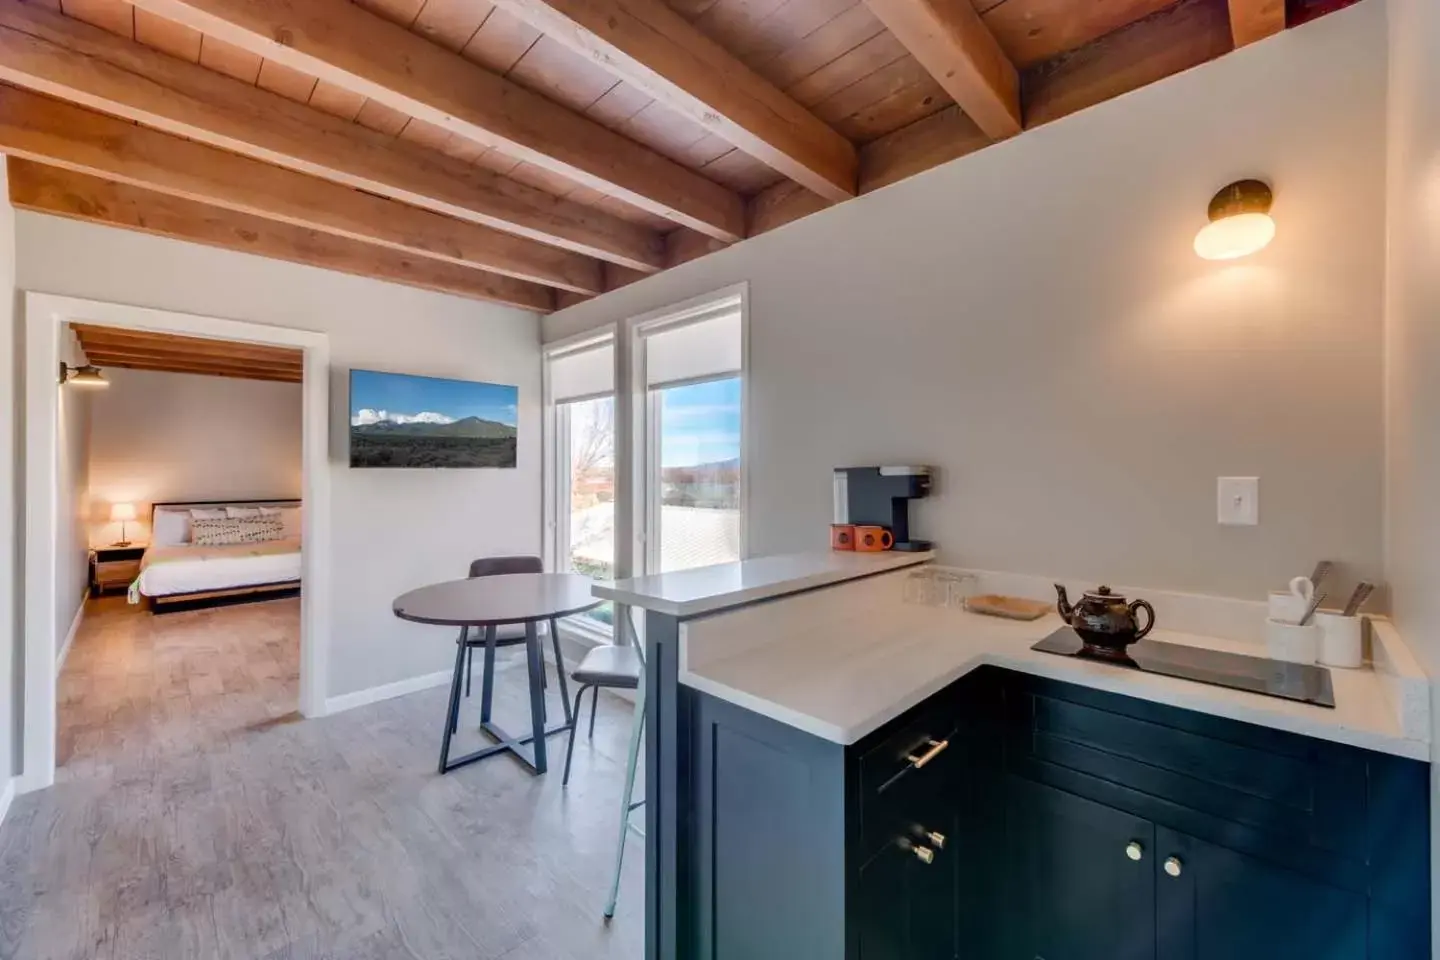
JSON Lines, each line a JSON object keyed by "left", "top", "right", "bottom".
{"left": 1194, "top": 179, "right": 1275, "bottom": 261}
{"left": 59, "top": 362, "right": 109, "bottom": 388}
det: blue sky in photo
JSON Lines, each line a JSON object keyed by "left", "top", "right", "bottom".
{"left": 350, "top": 369, "right": 518, "bottom": 426}
{"left": 661, "top": 377, "right": 740, "bottom": 468}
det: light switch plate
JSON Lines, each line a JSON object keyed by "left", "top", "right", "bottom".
{"left": 1217, "top": 477, "right": 1259, "bottom": 526}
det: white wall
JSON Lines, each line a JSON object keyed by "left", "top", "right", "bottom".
{"left": 0, "top": 161, "right": 15, "bottom": 783}
{"left": 85, "top": 366, "right": 302, "bottom": 545}
{"left": 546, "top": 3, "right": 1389, "bottom": 603}
{"left": 55, "top": 327, "right": 90, "bottom": 658}
{"left": 1382, "top": 0, "right": 1440, "bottom": 947}
{"left": 12, "top": 213, "right": 542, "bottom": 700}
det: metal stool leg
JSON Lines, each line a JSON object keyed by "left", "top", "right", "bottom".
{"left": 562, "top": 684, "right": 592, "bottom": 786}
{"left": 604, "top": 666, "right": 645, "bottom": 919}
{"left": 589, "top": 686, "right": 600, "bottom": 739}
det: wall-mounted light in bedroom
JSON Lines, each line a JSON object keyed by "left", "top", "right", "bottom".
{"left": 1194, "top": 179, "right": 1276, "bottom": 261}
{"left": 59, "top": 362, "right": 109, "bottom": 388}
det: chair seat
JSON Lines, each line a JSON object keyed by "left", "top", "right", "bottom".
{"left": 572, "top": 644, "right": 642, "bottom": 689}
{"left": 463, "top": 621, "right": 548, "bottom": 646}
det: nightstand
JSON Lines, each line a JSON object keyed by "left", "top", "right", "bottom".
{"left": 91, "top": 545, "right": 147, "bottom": 596}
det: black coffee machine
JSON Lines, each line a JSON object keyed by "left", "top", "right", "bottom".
{"left": 832, "top": 465, "right": 934, "bottom": 552}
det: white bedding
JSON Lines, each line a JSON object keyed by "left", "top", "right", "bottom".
{"left": 136, "top": 537, "right": 303, "bottom": 598}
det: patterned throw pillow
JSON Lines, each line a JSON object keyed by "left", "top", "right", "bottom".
{"left": 191, "top": 516, "right": 285, "bottom": 546}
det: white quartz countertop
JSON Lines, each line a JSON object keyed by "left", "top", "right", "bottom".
{"left": 677, "top": 571, "right": 1430, "bottom": 761}
{"left": 592, "top": 550, "right": 935, "bottom": 618}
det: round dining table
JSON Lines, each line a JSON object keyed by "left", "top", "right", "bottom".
{"left": 393, "top": 573, "right": 600, "bottom": 775}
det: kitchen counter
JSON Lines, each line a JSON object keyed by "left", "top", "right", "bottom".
{"left": 678, "top": 567, "right": 1430, "bottom": 761}
{"left": 592, "top": 549, "right": 934, "bottom": 617}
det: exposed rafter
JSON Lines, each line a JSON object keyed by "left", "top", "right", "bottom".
{"left": 0, "top": 1, "right": 666, "bottom": 272}
{"left": 860, "top": 0, "right": 1021, "bottom": 141}
{"left": 1228, "top": 0, "right": 1286, "bottom": 47}
{"left": 8, "top": 159, "right": 557, "bottom": 312}
{"left": 0, "top": 86, "right": 604, "bottom": 293}
{"left": 126, "top": 0, "right": 749, "bottom": 241}
{"left": 493, "top": 0, "right": 858, "bottom": 202}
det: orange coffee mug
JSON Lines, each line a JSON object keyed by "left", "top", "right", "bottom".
{"left": 854, "top": 525, "right": 894, "bottom": 552}
{"left": 830, "top": 524, "right": 856, "bottom": 551}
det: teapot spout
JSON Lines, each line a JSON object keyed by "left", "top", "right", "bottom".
{"left": 1054, "top": 583, "right": 1073, "bottom": 622}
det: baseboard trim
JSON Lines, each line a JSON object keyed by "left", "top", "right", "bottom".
{"left": 324, "top": 668, "right": 453, "bottom": 716}
{"left": 0, "top": 777, "right": 15, "bottom": 828}
{"left": 56, "top": 590, "right": 88, "bottom": 675}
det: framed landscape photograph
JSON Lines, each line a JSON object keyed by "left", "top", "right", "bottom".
{"left": 349, "top": 369, "right": 518, "bottom": 468}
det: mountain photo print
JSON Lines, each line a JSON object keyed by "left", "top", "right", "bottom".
{"left": 349, "top": 369, "right": 519, "bottom": 468}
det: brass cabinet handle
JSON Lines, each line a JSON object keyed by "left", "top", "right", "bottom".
{"left": 1125, "top": 841, "right": 1144, "bottom": 862}
{"left": 912, "top": 845, "right": 935, "bottom": 865}
{"left": 926, "top": 831, "right": 946, "bottom": 850}
{"left": 1164, "top": 856, "right": 1183, "bottom": 878}
{"left": 906, "top": 739, "right": 950, "bottom": 769}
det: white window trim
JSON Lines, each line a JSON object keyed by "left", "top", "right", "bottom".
{"left": 627, "top": 283, "right": 750, "bottom": 577}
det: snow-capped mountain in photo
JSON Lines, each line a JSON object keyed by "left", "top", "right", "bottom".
{"left": 351, "top": 408, "right": 457, "bottom": 427}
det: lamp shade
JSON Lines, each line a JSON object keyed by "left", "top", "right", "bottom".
{"left": 110, "top": 502, "right": 137, "bottom": 522}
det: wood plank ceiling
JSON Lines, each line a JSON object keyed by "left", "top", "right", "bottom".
{"left": 1, "top": 0, "right": 1366, "bottom": 313}
{"left": 70, "top": 323, "right": 305, "bottom": 382}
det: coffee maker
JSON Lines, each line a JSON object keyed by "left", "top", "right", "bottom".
{"left": 832, "top": 465, "right": 934, "bottom": 552}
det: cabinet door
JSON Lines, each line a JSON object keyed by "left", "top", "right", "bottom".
{"left": 856, "top": 834, "right": 956, "bottom": 960}
{"left": 1153, "top": 826, "right": 1367, "bottom": 960}
{"left": 1005, "top": 777, "right": 1157, "bottom": 960}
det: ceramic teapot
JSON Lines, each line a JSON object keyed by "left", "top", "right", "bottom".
{"left": 1054, "top": 584, "right": 1155, "bottom": 653}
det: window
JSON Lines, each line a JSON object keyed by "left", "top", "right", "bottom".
{"left": 546, "top": 335, "right": 615, "bottom": 633}
{"left": 638, "top": 293, "right": 745, "bottom": 575}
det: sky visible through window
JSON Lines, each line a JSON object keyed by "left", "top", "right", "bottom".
{"left": 661, "top": 377, "right": 740, "bottom": 468}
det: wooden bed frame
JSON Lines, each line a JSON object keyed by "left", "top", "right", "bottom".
{"left": 146, "top": 499, "right": 302, "bottom": 614}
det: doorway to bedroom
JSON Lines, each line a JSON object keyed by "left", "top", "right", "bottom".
{"left": 53, "top": 320, "right": 306, "bottom": 780}
{"left": 21, "top": 293, "right": 332, "bottom": 795}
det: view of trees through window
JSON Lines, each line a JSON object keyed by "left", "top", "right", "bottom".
{"left": 562, "top": 377, "right": 742, "bottom": 627}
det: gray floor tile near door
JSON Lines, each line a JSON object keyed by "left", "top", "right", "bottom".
{"left": 0, "top": 597, "right": 644, "bottom": 960}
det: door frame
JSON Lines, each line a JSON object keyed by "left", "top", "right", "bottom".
{"left": 18, "top": 293, "right": 333, "bottom": 793}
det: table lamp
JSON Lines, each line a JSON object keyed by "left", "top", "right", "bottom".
{"left": 110, "top": 502, "right": 137, "bottom": 547}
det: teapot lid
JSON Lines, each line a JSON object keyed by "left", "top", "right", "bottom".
{"left": 1083, "top": 585, "right": 1125, "bottom": 602}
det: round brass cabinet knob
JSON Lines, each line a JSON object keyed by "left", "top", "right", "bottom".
{"left": 1125, "top": 841, "right": 1144, "bottom": 862}
{"left": 912, "top": 845, "right": 935, "bottom": 865}
{"left": 1164, "top": 856, "right": 1183, "bottom": 878}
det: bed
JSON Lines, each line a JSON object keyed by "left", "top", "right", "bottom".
{"left": 130, "top": 499, "right": 303, "bottom": 612}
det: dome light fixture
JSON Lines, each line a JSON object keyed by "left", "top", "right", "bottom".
{"left": 59, "top": 362, "right": 109, "bottom": 388}
{"left": 1194, "top": 179, "right": 1275, "bottom": 261}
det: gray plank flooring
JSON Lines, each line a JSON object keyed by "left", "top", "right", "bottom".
{"left": 0, "top": 596, "right": 644, "bottom": 960}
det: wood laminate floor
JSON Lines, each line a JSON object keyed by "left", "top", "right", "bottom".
{"left": 0, "top": 596, "right": 644, "bottom": 960}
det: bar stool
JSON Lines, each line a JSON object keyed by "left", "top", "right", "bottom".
{"left": 561, "top": 644, "right": 643, "bottom": 785}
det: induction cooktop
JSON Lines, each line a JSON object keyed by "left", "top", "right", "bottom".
{"left": 1031, "top": 628, "right": 1335, "bottom": 708}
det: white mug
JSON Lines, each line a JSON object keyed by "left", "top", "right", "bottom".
{"left": 1266, "top": 617, "right": 1321, "bottom": 665}
{"left": 1315, "top": 612, "right": 1363, "bottom": 669}
{"left": 1267, "top": 575, "right": 1315, "bottom": 624}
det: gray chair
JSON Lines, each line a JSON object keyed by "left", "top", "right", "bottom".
{"left": 458, "top": 556, "right": 557, "bottom": 732}
{"left": 561, "top": 643, "right": 643, "bottom": 786}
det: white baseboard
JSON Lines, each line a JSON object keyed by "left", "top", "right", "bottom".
{"left": 0, "top": 777, "right": 15, "bottom": 828}
{"left": 56, "top": 591, "right": 88, "bottom": 675}
{"left": 324, "top": 668, "right": 454, "bottom": 715}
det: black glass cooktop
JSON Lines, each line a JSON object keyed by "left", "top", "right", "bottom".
{"left": 1031, "top": 628, "right": 1335, "bottom": 708}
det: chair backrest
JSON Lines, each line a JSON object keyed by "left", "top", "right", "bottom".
{"left": 468, "top": 555, "right": 543, "bottom": 578}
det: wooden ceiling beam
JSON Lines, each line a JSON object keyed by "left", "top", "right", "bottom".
{"left": 83, "top": 350, "right": 303, "bottom": 374}
{"left": 126, "top": 0, "right": 748, "bottom": 241}
{"left": 493, "top": 0, "right": 857, "bottom": 202}
{"left": 72, "top": 328, "right": 302, "bottom": 365}
{"left": 91, "top": 357, "right": 304, "bottom": 382}
{"left": 0, "top": 1, "right": 664, "bottom": 272}
{"left": 860, "top": 0, "right": 1021, "bottom": 141}
{"left": 0, "top": 86, "right": 603, "bottom": 294}
{"left": 8, "top": 159, "right": 556, "bottom": 312}
{"left": 77, "top": 345, "right": 304, "bottom": 372}
{"left": 1228, "top": 0, "right": 1285, "bottom": 47}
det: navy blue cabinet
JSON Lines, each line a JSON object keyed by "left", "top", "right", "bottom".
{"left": 674, "top": 666, "right": 1430, "bottom": 960}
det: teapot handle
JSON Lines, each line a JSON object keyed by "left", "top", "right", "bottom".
{"left": 1130, "top": 599, "right": 1155, "bottom": 640}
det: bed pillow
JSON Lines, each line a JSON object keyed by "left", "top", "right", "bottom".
{"left": 226, "top": 506, "right": 261, "bottom": 519}
{"left": 190, "top": 508, "right": 227, "bottom": 521}
{"left": 191, "top": 516, "right": 285, "bottom": 547}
